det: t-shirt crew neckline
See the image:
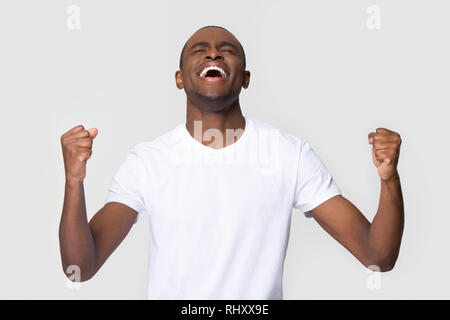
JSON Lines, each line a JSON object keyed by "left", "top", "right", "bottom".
{"left": 180, "top": 115, "right": 251, "bottom": 153}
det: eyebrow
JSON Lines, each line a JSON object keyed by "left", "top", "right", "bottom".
{"left": 190, "top": 41, "right": 239, "bottom": 51}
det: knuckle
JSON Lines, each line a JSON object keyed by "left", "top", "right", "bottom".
{"left": 83, "top": 138, "right": 93, "bottom": 147}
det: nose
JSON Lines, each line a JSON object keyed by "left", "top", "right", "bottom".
{"left": 205, "top": 48, "right": 223, "bottom": 61}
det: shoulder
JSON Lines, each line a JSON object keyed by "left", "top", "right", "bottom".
{"left": 130, "top": 123, "right": 184, "bottom": 157}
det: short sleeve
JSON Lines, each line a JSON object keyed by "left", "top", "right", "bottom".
{"left": 293, "top": 140, "right": 342, "bottom": 217}
{"left": 105, "top": 147, "right": 146, "bottom": 215}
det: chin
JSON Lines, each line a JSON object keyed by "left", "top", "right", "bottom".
{"left": 189, "top": 91, "right": 237, "bottom": 113}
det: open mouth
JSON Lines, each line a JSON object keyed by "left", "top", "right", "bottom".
{"left": 199, "top": 66, "right": 228, "bottom": 80}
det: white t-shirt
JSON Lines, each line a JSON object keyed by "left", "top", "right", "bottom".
{"left": 105, "top": 116, "right": 342, "bottom": 299}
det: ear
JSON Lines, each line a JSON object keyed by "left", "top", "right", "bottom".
{"left": 242, "top": 71, "right": 250, "bottom": 89}
{"left": 175, "top": 70, "right": 184, "bottom": 89}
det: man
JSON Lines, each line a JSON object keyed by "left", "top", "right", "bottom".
{"left": 59, "top": 26, "right": 404, "bottom": 299}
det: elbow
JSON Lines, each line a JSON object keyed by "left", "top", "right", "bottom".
{"left": 61, "top": 263, "right": 95, "bottom": 283}
{"left": 375, "top": 263, "right": 395, "bottom": 273}
{"left": 362, "top": 245, "right": 400, "bottom": 272}
{"left": 363, "top": 257, "right": 397, "bottom": 272}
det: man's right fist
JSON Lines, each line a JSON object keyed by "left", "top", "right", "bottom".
{"left": 61, "top": 125, "right": 98, "bottom": 183}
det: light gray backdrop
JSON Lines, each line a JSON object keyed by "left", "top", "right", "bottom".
{"left": 1, "top": 0, "right": 448, "bottom": 299}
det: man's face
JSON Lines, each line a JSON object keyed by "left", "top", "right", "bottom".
{"left": 175, "top": 27, "right": 250, "bottom": 110}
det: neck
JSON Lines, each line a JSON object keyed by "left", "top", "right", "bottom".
{"left": 185, "top": 98, "right": 246, "bottom": 149}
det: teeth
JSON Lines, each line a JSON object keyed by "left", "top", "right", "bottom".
{"left": 200, "top": 66, "right": 227, "bottom": 78}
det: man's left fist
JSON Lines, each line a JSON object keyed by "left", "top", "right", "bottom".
{"left": 368, "top": 128, "right": 402, "bottom": 181}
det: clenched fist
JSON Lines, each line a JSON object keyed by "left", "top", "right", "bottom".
{"left": 61, "top": 125, "right": 98, "bottom": 183}
{"left": 368, "top": 128, "right": 402, "bottom": 181}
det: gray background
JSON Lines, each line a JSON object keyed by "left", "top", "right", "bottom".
{"left": 1, "top": 0, "right": 448, "bottom": 299}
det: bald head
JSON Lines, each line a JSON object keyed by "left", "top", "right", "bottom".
{"left": 179, "top": 25, "right": 246, "bottom": 70}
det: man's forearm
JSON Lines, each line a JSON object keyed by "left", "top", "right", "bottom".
{"left": 367, "top": 172, "right": 404, "bottom": 270}
{"left": 59, "top": 179, "right": 96, "bottom": 281}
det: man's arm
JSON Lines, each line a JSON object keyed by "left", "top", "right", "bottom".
{"left": 308, "top": 128, "right": 404, "bottom": 272}
{"left": 59, "top": 183, "right": 137, "bottom": 281}
{"left": 59, "top": 125, "right": 137, "bottom": 281}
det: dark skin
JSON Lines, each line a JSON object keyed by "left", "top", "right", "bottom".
{"left": 175, "top": 27, "right": 250, "bottom": 147}
{"left": 59, "top": 27, "right": 403, "bottom": 283}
